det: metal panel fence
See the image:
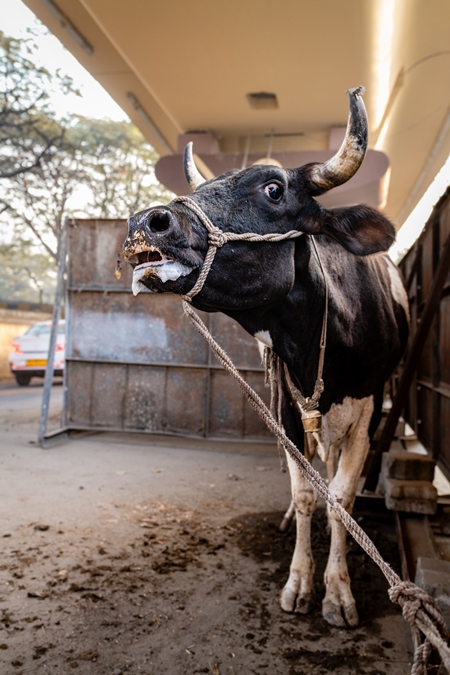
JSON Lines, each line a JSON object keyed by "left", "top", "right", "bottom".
{"left": 400, "top": 187, "right": 450, "bottom": 479}
{"left": 64, "top": 218, "right": 273, "bottom": 441}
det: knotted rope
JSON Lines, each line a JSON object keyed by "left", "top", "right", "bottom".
{"left": 175, "top": 194, "right": 329, "bottom": 423}
{"left": 174, "top": 195, "right": 450, "bottom": 674}
{"left": 173, "top": 195, "right": 305, "bottom": 300}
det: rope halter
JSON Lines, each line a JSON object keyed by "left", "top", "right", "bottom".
{"left": 173, "top": 194, "right": 329, "bottom": 429}
{"left": 170, "top": 195, "right": 450, "bottom": 674}
{"left": 172, "top": 195, "right": 305, "bottom": 301}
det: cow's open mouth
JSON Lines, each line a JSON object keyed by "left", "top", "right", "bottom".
{"left": 131, "top": 247, "right": 194, "bottom": 296}
{"left": 135, "top": 250, "right": 165, "bottom": 268}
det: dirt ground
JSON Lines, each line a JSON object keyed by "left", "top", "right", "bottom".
{"left": 0, "top": 382, "right": 412, "bottom": 674}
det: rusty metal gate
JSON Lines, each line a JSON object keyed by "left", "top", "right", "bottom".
{"left": 62, "top": 218, "right": 272, "bottom": 441}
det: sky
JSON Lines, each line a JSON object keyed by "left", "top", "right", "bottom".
{"left": 1, "top": 0, "right": 128, "bottom": 121}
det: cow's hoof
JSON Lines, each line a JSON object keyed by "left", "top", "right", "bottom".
{"left": 322, "top": 600, "right": 346, "bottom": 627}
{"left": 280, "top": 587, "right": 296, "bottom": 612}
{"left": 295, "top": 593, "right": 314, "bottom": 614}
{"left": 280, "top": 587, "right": 314, "bottom": 615}
{"left": 322, "top": 600, "right": 359, "bottom": 627}
{"left": 343, "top": 602, "right": 359, "bottom": 627}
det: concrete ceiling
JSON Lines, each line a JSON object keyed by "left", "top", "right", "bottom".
{"left": 23, "top": 0, "right": 450, "bottom": 227}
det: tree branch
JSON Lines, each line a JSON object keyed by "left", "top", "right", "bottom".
{"left": 0, "top": 198, "right": 57, "bottom": 260}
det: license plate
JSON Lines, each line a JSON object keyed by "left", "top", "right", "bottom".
{"left": 26, "top": 359, "right": 47, "bottom": 367}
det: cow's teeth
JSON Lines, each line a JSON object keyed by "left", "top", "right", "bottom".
{"left": 132, "top": 277, "right": 154, "bottom": 296}
{"left": 135, "top": 259, "right": 164, "bottom": 271}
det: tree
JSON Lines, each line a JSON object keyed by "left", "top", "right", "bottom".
{"left": 0, "top": 241, "right": 56, "bottom": 304}
{"left": 0, "top": 32, "right": 173, "bottom": 303}
{"left": 70, "top": 117, "right": 172, "bottom": 219}
{"left": 0, "top": 116, "right": 173, "bottom": 263}
{"left": 0, "top": 31, "right": 69, "bottom": 180}
{"left": 0, "top": 130, "right": 79, "bottom": 262}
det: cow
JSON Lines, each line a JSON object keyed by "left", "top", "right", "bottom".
{"left": 122, "top": 88, "right": 409, "bottom": 628}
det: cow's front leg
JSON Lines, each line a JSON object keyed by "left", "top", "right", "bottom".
{"left": 322, "top": 507, "right": 359, "bottom": 627}
{"left": 280, "top": 436, "right": 317, "bottom": 614}
{"left": 322, "top": 397, "right": 373, "bottom": 627}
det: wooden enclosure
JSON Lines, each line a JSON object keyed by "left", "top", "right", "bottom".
{"left": 400, "top": 188, "right": 450, "bottom": 480}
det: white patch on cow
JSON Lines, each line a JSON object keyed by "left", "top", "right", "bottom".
{"left": 281, "top": 395, "right": 374, "bottom": 626}
{"left": 254, "top": 330, "right": 273, "bottom": 349}
{"left": 322, "top": 395, "right": 374, "bottom": 626}
{"left": 281, "top": 435, "right": 317, "bottom": 614}
{"left": 384, "top": 256, "right": 410, "bottom": 323}
{"left": 312, "top": 395, "right": 373, "bottom": 463}
{"left": 132, "top": 261, "right": 194, "bottom": 296}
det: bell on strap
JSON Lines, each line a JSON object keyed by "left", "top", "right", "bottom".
{"left": 301, "top": 409, "right": 322, "bottom": 433}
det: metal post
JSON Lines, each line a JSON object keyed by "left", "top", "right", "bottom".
{"left": 37, "top": 218, "right": 68, "bottom": 446}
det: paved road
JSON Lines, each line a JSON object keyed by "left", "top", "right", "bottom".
{"left": 0, "top": 379, "right": 60, "bottom": 402}
{"left": 0, "top": 379, "right": 63, "bottom": 430}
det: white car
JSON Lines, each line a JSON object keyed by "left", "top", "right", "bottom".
{"left": 9, "top": 320, "right": 66, "bottom": 386}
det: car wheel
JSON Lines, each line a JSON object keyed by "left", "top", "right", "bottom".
{"left": 15, "top": 373, "right": 32, "bottom": 386}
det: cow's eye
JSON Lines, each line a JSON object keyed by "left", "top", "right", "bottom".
{"left": 264, "top": 183, "right": 283, "bottom": 202}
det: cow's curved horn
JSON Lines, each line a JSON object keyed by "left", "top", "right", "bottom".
{"left": 183, "top": 142, "right": 206, "bottom": 191}
{"left": 308, "top": 86, "right": 368, "bottom": 193}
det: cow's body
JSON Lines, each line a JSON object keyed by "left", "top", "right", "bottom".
{"left": 122, "top": 89, "right": 409, "bottom": 627}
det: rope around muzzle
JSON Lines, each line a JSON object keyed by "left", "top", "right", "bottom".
{"left": 173, "top": 195, "right": 306, "bottom": 300}
{"left": 174, "top": 194, "right": 450, "bottom": 674}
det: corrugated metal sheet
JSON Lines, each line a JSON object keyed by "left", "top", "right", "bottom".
{"left": 64, "top": 219, "right": 273, "bottom": 441}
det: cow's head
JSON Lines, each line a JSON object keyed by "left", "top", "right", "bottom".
{"left": 122, "top": 88, "right": 395, "bottom": 311}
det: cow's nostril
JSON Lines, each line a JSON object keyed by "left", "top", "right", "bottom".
{"left": 147, "top": 210, "right": 172, "bottom": 233}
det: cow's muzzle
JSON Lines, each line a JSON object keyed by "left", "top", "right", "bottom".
{"left": 130, "top": 207, "right": 175, "bottom": 237}
{"left": 141, "top": 208, "right": 175, "bottom": 234}
{"left": 122, "top": 207, "right": 195, "bottom": 295}
{"left": 123, "top": 207, "right": 176, "bottom": 262}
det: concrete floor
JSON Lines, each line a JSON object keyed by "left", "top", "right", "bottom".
{"left": 0, "top": 381, "right": 413, "bottom": 674}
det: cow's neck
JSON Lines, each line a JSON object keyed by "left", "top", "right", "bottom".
{"left": 223, "top": 236, "right": 325, "bottom": 396}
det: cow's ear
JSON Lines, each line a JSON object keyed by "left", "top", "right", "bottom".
{"left": 319, "top": 205, "right": 396, "bottom": 256}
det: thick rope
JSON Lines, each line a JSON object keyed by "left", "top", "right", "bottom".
{"left": 173, "top": 195, "right": 305, "bottom": 301}
{"left": 175, "top": 194, "right": 329, "bottom": 416}
{"left": 283, "top": 236, "right": 329, "bottom": 417}
{"left": 174, "top": 195, "right": 450, "bottom": 674}
{"left": 182, "top": 300, "right": 450, "bottom": 674}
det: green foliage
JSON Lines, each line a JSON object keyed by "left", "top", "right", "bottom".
{"left": 66, "top": 116, "right": 172, "bottom": 219}
{"left": 0, "top": 116, "right": 173, "bottom": 261}
{"left": 0, "top": 241, "right": 56, "bottom": 304}
{"left": 0, "top": 30, "right": 69, "bottom": 179}
{"left": 0, "top": 32, "right": 173, "bottom": 303}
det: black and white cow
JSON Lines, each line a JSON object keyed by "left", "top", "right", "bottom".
{"left": 122, "top": 89, "right": 409, "bottom": 627}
